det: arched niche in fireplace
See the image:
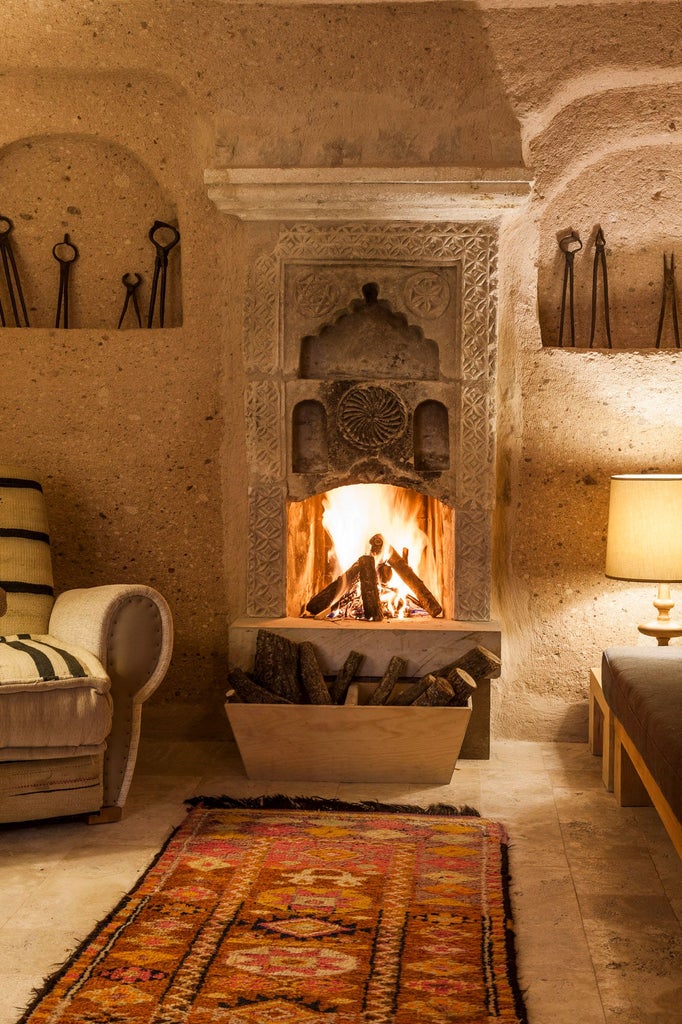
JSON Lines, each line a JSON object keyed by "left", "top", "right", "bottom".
{"left": 299, "top": 282, "right": 439, "bottom": 381}
{"left": 292, "top": 399, "right": 329, "bottom": 474}
{"left": 413, "top": 400, "right": 450, "bottom": 471}
{"left": 286, "top": 483, "right": 455, "bottom": 621}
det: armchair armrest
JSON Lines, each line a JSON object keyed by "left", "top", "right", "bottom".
{"left": 49, "top": 585, "right": 173, "bottom": 814}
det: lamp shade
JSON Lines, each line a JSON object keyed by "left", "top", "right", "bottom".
{"left": 605, "top": 474, "right": 682, "bottom": 582}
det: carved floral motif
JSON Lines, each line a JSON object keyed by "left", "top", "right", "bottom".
{"left": 403, "top": 271, "right": 451, "bottom": 320}
{"left": 337, "top": 385, "right": 408, "bottom": 450}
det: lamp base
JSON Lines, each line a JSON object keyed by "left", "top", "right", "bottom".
{"left": 637, "top": 620, "right": 682, "bottom": 646}
{"left": 637, "top": 583, "right": 682, "bottom": 645}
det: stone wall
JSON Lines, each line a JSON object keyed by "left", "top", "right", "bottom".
{"left": 1, "top": 0, "right": 681, "bottom": 739}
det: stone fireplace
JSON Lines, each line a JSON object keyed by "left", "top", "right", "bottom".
{"left": 241, "top": 219, "right": 499, "bottom": 621}
{"left": 208, "top": 167, "right": 533, "bottom": 755}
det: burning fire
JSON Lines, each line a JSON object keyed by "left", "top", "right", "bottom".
{"left": 311, "top": 483, "right": 442, "bottom": 620}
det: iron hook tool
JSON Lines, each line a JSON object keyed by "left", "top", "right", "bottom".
{"left": 117, "top": 272, "right": 143, "bottom": 329}
{"left": 557, "top": 230, "right": 582, "bottom": 347}
{"left": 0, "top": 215, "right": 29, "bottom": 327}
{"left": 147, "top": 220, "right": 180, "bottom": 328}
{"left": 52, "top": 233, "right": 79, "bottom": 329}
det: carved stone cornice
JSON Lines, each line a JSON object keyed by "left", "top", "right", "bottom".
{"left": 204, "top": 166, "right": 533, "bottom": 221}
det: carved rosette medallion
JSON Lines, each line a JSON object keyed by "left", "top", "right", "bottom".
{"left": 294, "top": 270, "right": 340, "bottom": 318}
{"left": 337, "top": 384, "right": 408, "bottom": 450}
{"left": 403, "top": 271, "right": 450, "bottom": 320}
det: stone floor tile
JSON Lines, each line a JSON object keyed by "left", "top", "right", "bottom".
{"left": 519, "top": 970, "right": 607, "bottom": 1024}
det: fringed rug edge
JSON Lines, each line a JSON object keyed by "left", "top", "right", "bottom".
{"left": 186, "top": 793, "right": 481, "bottom": 816}
{"left": 500, "top": 839, "right": 531, "bottom": 1024}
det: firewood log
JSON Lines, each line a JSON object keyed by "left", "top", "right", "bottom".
{"left": 413, "top": 674, "right": 455, "bottom": 706}
{"left": 436, "top": 645, "right": 501, "bottom": 682}
{"left": 387, "top": 674, "right": 436, "bottom": 706}
{"left": 306, "top": 560, "right": 361, "bottom": 616}
{"left": 369, "top": 533, "right": 442, "bottom": 617}
{"left": 359, "top": 554, "right": 383, "bottom": 621}
{"left": 448, "top": 668, "right": 477, "bottom": 707}
{"left": 253, "top": 629, "right": 304, "bottom": 702}
{"left": 299, "top": 641, "right": 332, "bottom": 705}
{"left": 227, "top": 667, "right": 293, "bottom": 704}
{"left": 366, "top": 655, "right": 407, "bottom": 705}
{"left": 330, "top": 649, "right": 364, "bottom": 704}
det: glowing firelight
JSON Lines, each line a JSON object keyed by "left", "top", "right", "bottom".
{"left": 321, "top": 483, "right": 440, "bottom": 618}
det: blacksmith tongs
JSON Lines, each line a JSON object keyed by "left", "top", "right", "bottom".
{"left": 118, "top": 272, "right": 143, "bottom": 329}
{"left": 655, "top": 253, "right": 680, "bottom": 349}
{"left": 589, "top": 226, "right": 613, "bottom": 349}
{"left": 147, "top": 220, "right": 180, "bottom": 328}
{"left": 557, "top": 230, "right": 582, "bottom": 347}
{"left": 53, "top": 233, "right": 79, "bottom": 329}
{"left": 0, "top": 215, "right": 30, "bottom": 327}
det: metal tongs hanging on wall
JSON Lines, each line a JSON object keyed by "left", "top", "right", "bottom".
{"left": 655, "top": 253, "right": 680, "bottom": 349}
{"left": 0, "top": 215, "right": 30, "bottom": 327}
{"left": 147, "top": 221, "right": 180, "bottom": 328}
{"left": 589, "top": 226, "right": 612, "bottom": 349}
{"left": 557, "top": 230, "right": 582, "bottom": 347}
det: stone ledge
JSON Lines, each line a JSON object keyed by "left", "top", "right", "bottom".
{"left": 204, "top": 166, "right": 534, "bottom": 221}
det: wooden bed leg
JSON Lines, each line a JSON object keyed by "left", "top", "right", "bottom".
{"left": 614, "top": 731, "right": 652, "bottom": 808}
{"left": 589, "top": 668, "right": 614, "bottom": 791}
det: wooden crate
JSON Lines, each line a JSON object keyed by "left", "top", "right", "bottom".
{"left": 224, "top": 682, "right": 471, "bottom": 784}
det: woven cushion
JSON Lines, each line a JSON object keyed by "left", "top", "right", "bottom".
{"left": 0, "top": 470, "right": 54, "bottom": 635}
{"left": 0, "top": 634, "right": 112, "bottom": 750}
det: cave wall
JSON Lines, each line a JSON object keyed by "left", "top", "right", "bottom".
{"left": 1, "top": 0, "right": 681, "bottom": 739}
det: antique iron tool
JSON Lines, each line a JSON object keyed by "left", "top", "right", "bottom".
{"left": 146, "top": 220, "right": 180, "bottom": 328}
{"left": 655, "top": 253, "right": 680, "bottom": 349}
{"left": 0, "top": 215, "right": 30, "bottom": 327}
{"left": 557, "top": 229, "right": 582, "bottom": 347}
{"left": 589, "top": 226, "right": 612, "bottom": 349}
{"left": 52, "top": 233, "right": 79, "bottom": 329}
{"left": 117, "top": 272, "right": 143, "bottom": 329}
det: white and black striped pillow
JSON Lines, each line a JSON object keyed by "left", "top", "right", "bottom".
{"left": 0, "top": 472, "right": 54, "bottom": 636}
{"left": 0, "top": 635, "right": 108, "bottom": 690}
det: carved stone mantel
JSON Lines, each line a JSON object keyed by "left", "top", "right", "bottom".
{"left": 204, "top": 165, "right": 534, "bottom": 221}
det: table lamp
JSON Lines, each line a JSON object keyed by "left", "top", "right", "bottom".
{"left": 605, "top": 474, "right": 682, "bottom": 645}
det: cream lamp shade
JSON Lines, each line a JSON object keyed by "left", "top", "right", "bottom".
{"left": 605, "top": 474, "right": 682, "bottom": 644}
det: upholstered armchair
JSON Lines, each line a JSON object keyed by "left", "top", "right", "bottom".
{"left": 0, "top": 469, "right": 173, "bottom": 824}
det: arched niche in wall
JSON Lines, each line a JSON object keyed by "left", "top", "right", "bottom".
{"left": 292, "top": 400, "right": 329, "bottom": 474}
{"left": 530, "top": 76, "right": 682, "bottom": 350}
{"left": 0, "top": 133, "right": 181, "bottom": 329}
{"left": 537, "top": 140, "right": 682, "bottom": 350}
{"left": 413, "top": 400, "right": 450, "bottom": 471}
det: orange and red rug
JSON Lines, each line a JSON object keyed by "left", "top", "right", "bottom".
{"left": 18, "top": 798, "right": 528, "bottom": 1024}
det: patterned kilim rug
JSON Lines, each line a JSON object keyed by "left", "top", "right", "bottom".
{"left": 18, "top": 797, "right": 528, "bottom": 1024}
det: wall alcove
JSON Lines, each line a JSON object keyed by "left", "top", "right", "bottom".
{"left": 0, "top": 134, "right": 182, "bottom": 330}
{"left": 538, "top": 142, "right": 682, "bottom": 351}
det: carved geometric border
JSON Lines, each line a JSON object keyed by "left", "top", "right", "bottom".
{"left": 243, "top": 222, "right": 499, "bottom": 620}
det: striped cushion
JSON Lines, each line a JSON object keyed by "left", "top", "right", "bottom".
{"left": 0, "top": 635, "right": 109, "bottom": 693}
{"left": 0, "top": 471, "right": 54, "bottom": 636}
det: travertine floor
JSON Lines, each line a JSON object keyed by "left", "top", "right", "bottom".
{"left": 0, "top": 740, "right": 680, "bottom": 1024}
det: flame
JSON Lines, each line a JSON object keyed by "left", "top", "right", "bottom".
{"left": 321, "top": 483, "right": 439, "bottom": 617}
